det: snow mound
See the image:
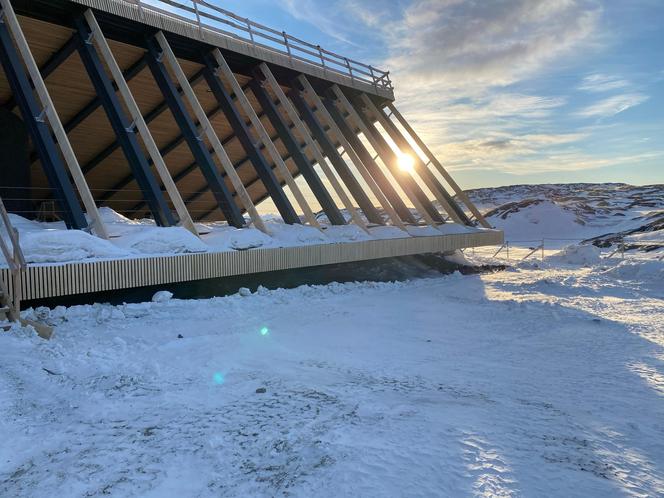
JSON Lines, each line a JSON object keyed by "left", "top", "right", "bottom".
{"left": 547, "top": 244, "right": 602, "bottom": 266}
{"left": 487, "top": 199, "right": 583, "bottom": 241}
{"left": 603, "top": 259, "right": 664, "bottom": 281}
{"left": 203, "top": 226, "right": 272, "bottom": 251}
{"left": 266, "top": 221, "right": 329, "bottom": 246}
{"left": 114, "top": 226, "right": 208, "bottom": 255}
{"left": 20, "top": 230, "right": 129, "bottom": 263}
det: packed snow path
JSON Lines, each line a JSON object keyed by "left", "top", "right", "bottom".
{"left": 1, "top": 259, "right": 663, "bottom": 496}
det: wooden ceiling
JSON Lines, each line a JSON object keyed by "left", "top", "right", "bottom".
{"left": 0, "top": 15, "right": 323, "bottom": 222}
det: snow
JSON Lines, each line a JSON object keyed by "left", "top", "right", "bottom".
{"left": 468, "top": 183, "right": 663, "bottom": 250}
{"left": 1, "top": 255, "right": 663, "bottom": 497}
{"left": 4, "top": 209, "right": 483, "bottom": 265}
{"left": 546, "top": 244, "right": 602, "bottom": 266}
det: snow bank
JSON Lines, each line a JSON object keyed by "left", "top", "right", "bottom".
{"left": 546, "top": 244, "right": 602, "bottom": 266}
{"left": 487, "top": 200, "right": 584, "bottom": 243}
{"left": 20, "top": 229, "right": 129, "bottom": 264}
{"left": 2, "top": 208, "right": 483, "bottom": 265}
{"left": 603, "top": 258, "right": 664, "bottom": 282}
{"left": 113, "top": 226, "right": 208, "bottom": 255}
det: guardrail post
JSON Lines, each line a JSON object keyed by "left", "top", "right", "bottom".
{"left": 283, "top": 31, "right": 292, "bottom": 59}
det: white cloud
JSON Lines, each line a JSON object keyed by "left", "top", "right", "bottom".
{"left": 385, "top": 0, "right": 601, "bottom": 91}
{"left": 578, "top": 73, "right": 631, "bottom": 92}
{"left": 575, "top": 93, "right": 649, "bottom": 118}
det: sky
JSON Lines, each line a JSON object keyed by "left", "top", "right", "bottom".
{"left": 200, "top": 0, "right": 663, "bottom": 190}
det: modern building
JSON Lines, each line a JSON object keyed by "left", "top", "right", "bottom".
{"left": 0, "top": 0, "right": 502, "bottom": 312}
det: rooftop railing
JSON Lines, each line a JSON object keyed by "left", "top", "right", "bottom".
{"left": 126, "top": 0, "right": 393, "bottom": 91}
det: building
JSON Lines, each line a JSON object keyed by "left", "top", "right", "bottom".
{"left": 0, "top": 0, "right": 502, "bottom": 311}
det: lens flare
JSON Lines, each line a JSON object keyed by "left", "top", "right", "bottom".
{"left": 260, "top": 326, "right": 269, "bottom": 336}
{"left": 213, "top": 372, "right": 225, "bottom": 385}
{"left": 397, "top": 153, "right": 415, "bottom": 173}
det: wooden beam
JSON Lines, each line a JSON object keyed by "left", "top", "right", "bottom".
{"left": 256, "top": 63, "right": 368, "bottom": 231}
{"left": 386, "top": 103, "right": 492, "bottom": 228}
{"left": 84, "top": 10, "right": 198, "bottom": 236}
{"left": 296, "top": 75, "right": 406, "bottom": 231}
{"left": 359, "top": 94, "right": 464, "bottom": 224}
{"left": 210, "top": 49, "right": 320, "bottom": 228}
{"left": 154, "top": 32, "right": 267, "bottom": 233}
{"left": 330, "top": 85, "right": 437, "bottom": 228}
{"left": 0, "top": 0, "right": 107, "bottom": 238}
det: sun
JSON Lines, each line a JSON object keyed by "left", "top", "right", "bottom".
{"left": 397, "top": 153, "right": 415, "bottom": 173}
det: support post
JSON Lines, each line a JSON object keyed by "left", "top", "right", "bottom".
{"left": 82, "top": 10, "right": 197, "bottom": 235}
{"left": 200, "top": 52, "right": 297, "bottom": 226}
{"left": 0, "top": 0, "right": 107, "bottom": 237}
{"left": 209, "top": 49, "right": 319, "bottom": 228}
{"left": 255, "top": 63, "right": 367, "bottom": 230}
{"left": 294, "top": 75, "right": 406, "bottom": 229}
{"left": 249, "top": 76, "right": 346, "bottom": 225}
{"left": 331, "top": 85, "right": 441, "bottom": 226}
{"left": 321, "top": 96, "right": 415, "bottom": 225}
{"left": 75, "top": 16, "right": 176, "bottom": 227}
{"left": 145, "top": 34, "right": 246, "bottom": 228}
{"left": 387, "top": 103, "right": 491, "bottom": 228}
{"left": 359, "top": 93, "right": 467, "bottom": 225}
{"left": 288, "top": 88, "right": 385, "bottom": 226}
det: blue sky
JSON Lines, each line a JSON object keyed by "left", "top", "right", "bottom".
{"left": 205, "top": 0, "right": 663, "bottom": 189}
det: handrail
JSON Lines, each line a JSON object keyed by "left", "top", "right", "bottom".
{"left": 0, "top": 197, "right": 26, "bottom": 321}
{"left": 124, "top": 0, "right": 392, "bottom": 91}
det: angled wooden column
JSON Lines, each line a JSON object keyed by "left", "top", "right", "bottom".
{"left": 200, "top": 52, "right": 298, "bottom": 226}
{"left": 249, "top": 76, "right": 346, "bottom": 226}
{"left": 322, "top": 97, "right": 415, "bottom": 225}
{"left": 330, "top": 85, "right": 439, "bottom": 227}
{"left": 75, "top": 16, "right": 176, "bottom": 228}
{"left": 294, "top": 75, "right": 406, "bottom": 230}
{"left": 82, "top": 10, "right": 197, "bottom": 235}
{"left": 0, "top": 0, "right": 107, "bottom": 238}
{"left": 145, "top": 33, "right": 246, "bottom": 228}
{"left": 288, "top": 89, "right": 381, "bottom": 226}
{"left": 387, "top": 103, "right": 492, "bottom": 228}
{"left": 209, "top": 49, "right": 320, "bottom": 228}
{"left": 255, "top": 63, "right": 368, "bottom": 230}
{"left": 358, "top": 94, "right": 466, "bottom": 225}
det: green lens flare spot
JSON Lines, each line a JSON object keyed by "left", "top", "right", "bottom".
{"left": 213, "top": 372, "right": 225, "bottom": 385}
{"left": 260, "top": 327, "right": 269, "bottom": 336}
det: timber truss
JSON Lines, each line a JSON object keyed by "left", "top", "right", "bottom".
{"left": 0, "top": 0, "right": 490, "bottom": 239}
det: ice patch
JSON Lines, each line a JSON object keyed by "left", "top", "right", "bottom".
{"left": 152, "top": 291, "right": 173, "bottom": 303}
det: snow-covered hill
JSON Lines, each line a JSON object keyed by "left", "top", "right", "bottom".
{"left": 464, "top": 183, "right": 663, "bottom": 249}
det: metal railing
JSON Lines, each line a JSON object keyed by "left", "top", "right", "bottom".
{"left": 127, "top": 0, "right": 393, "bottom": 91}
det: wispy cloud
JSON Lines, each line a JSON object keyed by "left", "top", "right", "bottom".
{"left": 575, "top": 93, "right": 649, "bottom": 118}
{"left": 385, "top": 0, "right": 601, "bottom": 91}
{"left": 578, "top": 73, "right": 631, "bottom": 92}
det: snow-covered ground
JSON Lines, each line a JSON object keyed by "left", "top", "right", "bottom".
{"left": 464, "top": 183, "right": 663, "bottom": 250}
{"left": 1, "top": 250, "right": 663, "bottom": 497}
